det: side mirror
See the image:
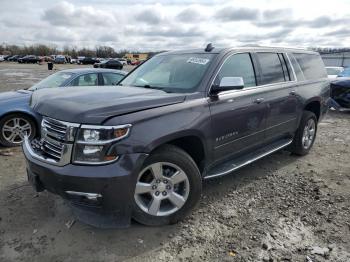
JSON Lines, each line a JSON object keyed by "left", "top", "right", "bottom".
{"left": 211, "top": 77, "right": 244, "bottom": 94}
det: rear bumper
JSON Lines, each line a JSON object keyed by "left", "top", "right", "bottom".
{"left": 23, "top": 139, "right": 148, "bottom": 228}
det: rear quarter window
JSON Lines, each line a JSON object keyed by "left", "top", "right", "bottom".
{"left": 292, "top": 53, "right": 327, "bottom": 80}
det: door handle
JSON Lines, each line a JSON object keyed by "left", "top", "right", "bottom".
{"left": 253, "top": 98, "right": 265, "bottom": 104}
{"left": 290, "top": 90, "right": 296, "bottom": 95}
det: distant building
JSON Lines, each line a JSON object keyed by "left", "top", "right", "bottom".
{"left": 321, "top": 52, "right": 350, "bottom": 67}
{"left": 124, "top": 53, "right": 148, "bottom": 62}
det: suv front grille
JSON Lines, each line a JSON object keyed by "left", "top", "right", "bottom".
{"left": 42, "top": 118, "right": 68, "bottom": 141}
{"left": 42, "top": 139, "right": 64, "bottom": 161}
{"left": 38, "top": 117, "right": 80, "bottom": 166}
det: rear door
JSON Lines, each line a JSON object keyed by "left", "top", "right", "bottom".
{"left": 208, "top": 52, "right": 268, "bottom": 162}
{"left": 254, "top": 52, "right": 300, "bottom": 142}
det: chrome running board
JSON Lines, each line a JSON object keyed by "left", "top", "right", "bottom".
{"left": 204, "top": 138, "right": 293, "bottom": 179}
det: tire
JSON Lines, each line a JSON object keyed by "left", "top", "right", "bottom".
{"left": 0, "top": 113, "right": 37, "bottom": 147}
{"left": 132, "top": 144, "right": 202, "bottom": 226}
{"left": 289, "top": 111, "right": 318, "bottom": 156}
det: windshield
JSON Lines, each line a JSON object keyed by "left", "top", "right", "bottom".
{"left": 338, "top": 67, "right": 350, "bottom": 77}
{"left": 119, "top": 53, "right": 214, "bottom": 93}
{"left": 326, "top": 67, "right": 343, "bottom": 75}
{"left": 29, "top": 72, "right": 75, "bottom": 90}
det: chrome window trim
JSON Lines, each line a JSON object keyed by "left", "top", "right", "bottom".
{"left": 208, "top": 51, "right": 297, "bottom": 97}
{"left": 214, "top": 80, "right": 298, "bottom": 98}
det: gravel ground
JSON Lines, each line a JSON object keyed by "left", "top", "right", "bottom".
{"left": 0, "top": 63, "right": 349, "bottom": 261}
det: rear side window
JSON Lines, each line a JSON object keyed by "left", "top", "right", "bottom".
{"left": 256, "top": 53, "right": 285, "bottom": 85}
{"left": 215, "top": 53, "right": 256, "bottom": 88}
{"left": 288, "top": 54, "right": 305, "bottom": 81}
{"left": 292, "top": 53, "right": 327, "bottom": 80}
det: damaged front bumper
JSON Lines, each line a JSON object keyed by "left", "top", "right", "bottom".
{"left": 23, "top": 137, "right": 148, "bottom": 228}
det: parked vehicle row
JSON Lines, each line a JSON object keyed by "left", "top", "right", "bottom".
{"left": 22, "top": 45, "right": 330, "bottom": 228}
{"left": 0, "top": 69, "right": 127, "bottom": 147}
{"left": 0, "top": 54, "right": 129, "bottom": 66}
{"left": 18, "top": 55, "right": 41, "bottom": 64}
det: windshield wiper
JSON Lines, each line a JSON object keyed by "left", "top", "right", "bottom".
{"left": 134, "top": 85, "right": 173, "bottom": 93}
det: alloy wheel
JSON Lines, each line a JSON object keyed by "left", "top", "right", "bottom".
{"left": 302, "top": 118, "right": 316, "bottom": 149}
{"left": 134, "top": 162, "right": 190, "bottom": 216}
{"left": 1, "top": 117, "right": 32, "bottom": 144}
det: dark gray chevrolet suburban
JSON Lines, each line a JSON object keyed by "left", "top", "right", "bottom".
{"left": 23, "top": 46, "right": 330, "bottom": 227}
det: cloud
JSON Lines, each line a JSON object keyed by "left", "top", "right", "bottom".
{"left": 42, "top": 1, "right": 117, "bottom": 27}
{"left": 236, "top": 28, "right": 294, "bottom": 43}
{"left": 254, "top": 14, "right": 350, "bottom": 29}
{"left": 2, "top": 0, "right": 350, "bottom": 50}
{"left": 176, "top": 7, "right": 204, "bottom": 23}
{"left": 323, "top": 28, "right": 350, "bottom": 37}
{"left": 35, "top": 28, "right": 79, "bottom": 42}
{"left": 262, "top": 8, "right": 292, "bottom": 20}
{"left": 98, "top": 34, "right": 119, "bottom": 42}
{"left": 135, "top": 8, "right": 164, "bottom": 24}
{"left": 130, "top": 26, "right": 205, "bottom": 38}
{"left": 214, "top": 7, "right": 259, "bottom": 22}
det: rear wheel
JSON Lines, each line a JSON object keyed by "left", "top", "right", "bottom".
{"left": 0, "top": 114, "right": 36, "bottom": 147}
{"left": 132, "top": 145, "right": 202, "bottom": 226}
{"left": 289, "top": 111, "right": 317, "bottom": 156}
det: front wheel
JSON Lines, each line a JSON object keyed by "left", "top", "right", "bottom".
{"left": 0, "top": 114, "right": 36, "bottom": 147}
{"left": 132, "top": 145, "right": 202, "bottom": 226}
{"left": 289, "top": 111, "right": 317, "bottom": 156}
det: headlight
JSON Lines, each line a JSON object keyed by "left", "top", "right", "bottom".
{"left": 72, "top": 124, "right": 131, "bottom": 164}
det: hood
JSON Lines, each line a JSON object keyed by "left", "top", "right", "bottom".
{"left": 0, "top": 90, "right": 32, "bottom": 102}
{"left": 31, "top": 86, "right": 186, "bottom": 124}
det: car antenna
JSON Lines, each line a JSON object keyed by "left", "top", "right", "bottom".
{"left": 205, "top": 43, "right": 214, "bottom": 52}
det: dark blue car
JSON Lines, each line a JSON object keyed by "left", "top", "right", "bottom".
{"left": 0, "top": 68, "right": 127, "bottom": 147}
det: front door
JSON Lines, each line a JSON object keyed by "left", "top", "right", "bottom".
{"left": 208, "top": 53, "right": 267, "bottom": 163}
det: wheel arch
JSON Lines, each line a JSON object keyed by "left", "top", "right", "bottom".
{"left": 147, "top": 131, "right": 208, "bottom": 173}
{"left": 303, "top": 99, "right": 321, "bottom": 121}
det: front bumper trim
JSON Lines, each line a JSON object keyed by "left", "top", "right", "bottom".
{"left": 65, "top": 191, "right": 102, "bottom": 200}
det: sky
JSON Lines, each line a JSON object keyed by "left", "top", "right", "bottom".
{"left": 0, "top": 0, "right": 350, "bottom": 51}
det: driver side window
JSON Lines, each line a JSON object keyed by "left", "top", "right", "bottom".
{"left": 215, "top": 53, "right": 256, "bottom": 88}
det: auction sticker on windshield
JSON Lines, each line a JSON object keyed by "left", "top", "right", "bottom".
{"left": 187, "top": 57, "right": 210, "bottom": 65}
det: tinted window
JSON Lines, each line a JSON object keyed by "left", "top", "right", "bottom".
{"left": 102, "top": 73, "right": 124, "bottom": 85}
{"left": 288, "top": 54, "right": 305, "bottom": 81}
{"left": 257, "top": 53, "right": 285, "bottom": 85}
{"left": 215, "top": 53, "right": 256, "bottom": 87}
{"left": 70, "top": 73, "right": 98, "bottom": 86}
{"left": 292, "top": 53, "right": 327, "bottom": 80}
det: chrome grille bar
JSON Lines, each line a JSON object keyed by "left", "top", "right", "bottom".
{"left": 35, "top": 117, "right": 80, "bottom": 166}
